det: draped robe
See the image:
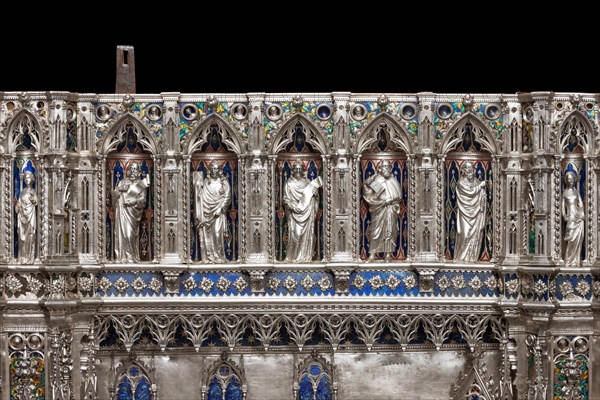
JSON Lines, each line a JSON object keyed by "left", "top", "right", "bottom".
{"left": 563, "top": 187, "right": 584, "bottom": 267}
{"left": 455, "top": 177, "right": 487, "bottom": 262}
{"left": 284, "top": 175, "right": 321, "bottom": 262}
{"left": 195, "top": 175, "right": 231, "bottom": 262}
{"left": 16, "top": 187, "right": 37, "bottom": 262}
{"left": 363, "top": 174, "right": 403, "bottom": 255}
{"left": 113, "top": 177, "right": 149, "bottom": 262}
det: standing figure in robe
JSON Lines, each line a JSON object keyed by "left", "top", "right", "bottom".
{"left": 562, "top": 170, "right": 584, "bottom": 267}
{"left": 454, "top": 161, "right": 488, "bottom": 262}
{"left": 16, "top": 171, "right": 37, "bottom": 263}
{"left": 363, "top": 160, "right": 402, "bottom": 262}
{"left": 194, "top": 160, "right": 231, "bottom": 263}
{"left": 283, "top": 161, "right": 322, "bottom": 262}
{"left": 113, "top": 162, "right": 149, "bottom": 263}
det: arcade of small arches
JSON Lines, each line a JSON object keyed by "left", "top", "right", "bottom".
{"left": 0, "top": 91, "right": 598, "bottom": 400}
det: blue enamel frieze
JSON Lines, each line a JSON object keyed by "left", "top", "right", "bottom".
{"left": 264, "top": 272, "right": 334, "bottom": 296}
{"left": 556, "top": 274, "right": 592, "bottom": 301}
{"left": 94, "top": 269, "right": 502, "bottom": 298}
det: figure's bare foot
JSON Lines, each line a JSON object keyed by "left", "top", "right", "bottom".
{"left": 367, "top": 254, "right": 376, "bottom": 263}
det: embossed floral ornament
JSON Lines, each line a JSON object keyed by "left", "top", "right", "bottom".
{"left": 533, "top": 279, "right": 547, "bottom": 297}
{"left": 352, "top": 275, "right": 366, "bottom": 290}
{"left": 592, "top": 281, "right": 600, "bottom": 298}
{"left": 216, "top": 276, "right": 231, "bottom": 293}
{"left": 484, "top": 275, "right": 498, "bottom": 291}
{"left": 283, "top": 276, "right": 297, "bottom": 293}
{"left": 6, "top": 274, "right": 23, "bottom": 295}
{"left": 317, "top": 276, "right": 331, "bottom": 292}
{"left": 78, "top": 275, "right": 94, "bottom": 293}
{"left": 114, "top": 277, "right": 129, "bottom": 293}
{"left": 468, "top": 276, "right": 483, "bottom": 292}
{"left": 451, "top": 275, "right": 466, "bottom": 291}
{"left": 369, "top": 275, "right": 384, "bottom": 290}
{"left": 267, "top": 276, "right": 281, "bottom": 291}
{"left": 505, "top": 279, "right": 519, "bottom": 296}
{"left": 132, "top": 277, "right": 146, "bottom": 293}
{"left": 97, "top": 277, "right": 112, "bottom": 293}
{"left": 183, "top": 276, "right": 196, "bottom": 292}
{"left": 233, "top": 276, "right": 248, "bottom": 293}
{"left": 575, "top": 280, "right": 590, "bottom": 297}
{"left": 301, "top": 275, "right": 316, "bottom": 291}
{"left": 24, "top": 274, "right": 44, "bottom": 295}
{"left": 559, "top": 281, "right": 574, "bottom": 299}
{"left": 148, "top": 277, "right": 162, "bottom": 294}
{"left": 386, "top": 275, "right": 401, "bottom": 291}
{"left": 199, "top": 277, "right": 213, "bottom": 293}
{"left": 403, "top": 275, "right": 416, "bottom": 291}
{"left": 437, "top": 275, "right": 450, "bottom": 291}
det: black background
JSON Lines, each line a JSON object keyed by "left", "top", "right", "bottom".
{"left": 0, "top": 9, "right": 595, "bottom": 95}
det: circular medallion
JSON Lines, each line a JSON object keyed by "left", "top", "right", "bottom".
{"left": 351, "top": 104, "right": 367, "bottom": 121}
{"left": 436, "top": 103, "right": 453, "bottom": 119}
{"left": 181, "top": 104, "right": 198, "bottom": 121}
{"left": 266, "top": 104, "right": 283, "bottom": 121}
{"left": 400, "top": 104, "right": 417, "bottom": 120}
{"left": 146, "top": 105, "right": 162, "bottom": 122}
{"left": 555, "top": 337, "right": 570, "bottom": 353}
{"left": 232, "top": 103, "right": 248, "bottom": 120}
{"left": 484, "top": 104, "right": 501, "bottom": 120}
{"left": 95, "top": 105, "right": 112, "bottom": 121}
{"left": 316, "top": 104, "right": 332, "bottom": 120}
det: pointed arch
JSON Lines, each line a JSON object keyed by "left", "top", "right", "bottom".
{"left": 354, "top": 113, "right": 413, "bottom": 155}
{"left": 203, "top": 353, "right": 247, "bottom": 400}
{"left": 269, "top": 114, "right": 329, "bottom": 155}
{"left": 440, "top": 112, "right": 498, "bottom": 155}
{"left": 99, "top": 113, "right": 160, "bottom": 155}
{"left": 294, "top": 352, "right": 336, "bottom": 400}
{"left": 114, "top": 358, "right": 155, "bottom": 400}
{"left": 6, "top": 108, "right": 43, "bottom": 152}
{"left": 183, "top": 114, "right": 243, "bottom": 155}
{"left": 559, "top": 110, "right": 594, "bottom": 154}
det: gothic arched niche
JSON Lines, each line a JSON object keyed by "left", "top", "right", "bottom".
{"left": 358, "top": 120, "right": 410, "bottom": 261}
{"left": 187, "top": 119, "right": 239, "bottom": 263}
{"left": 114, "top": 360, "right": 155, "bottom": 400}
{"left": 444, "top": 118, "right": 494, "bottom": 262}
{"left": 203, "top": 355, "right": 246, "bottom": 400}
{"left": 559, "top": 112, "right": 590, "bottom": 266}
{"left": 272, "top": 117, "right": 326, "bottom": 262}
{"left": 295, "top": 353, "right": 335, "bottom": 400}
{"left": 9, "top": 110, "right": 42, "bottom": 263}
{"left": 104, "top": 119, "right": 156, "bottom": 262}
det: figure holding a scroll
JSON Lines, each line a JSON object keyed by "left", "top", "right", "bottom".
{"left": 363, "top": 160, "right": 402, "bottom": 262}
{"left": 194, "top": 160, "right": 231, "bottom": 263}
{"left": 112, "top": 162, "right": 150, "bottom": 263}
{"left": 283, "top": 161, "right": 322, "bottom": 262}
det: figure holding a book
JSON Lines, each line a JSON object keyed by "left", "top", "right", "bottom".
{"left": 363, "top": 160, "right": 403, "bottom": 262}
{"left": 283, "top": 160, "right": 322, "bottom": 262}
{"left": 113, "top": 162, "right": 150, "bottom": 263}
